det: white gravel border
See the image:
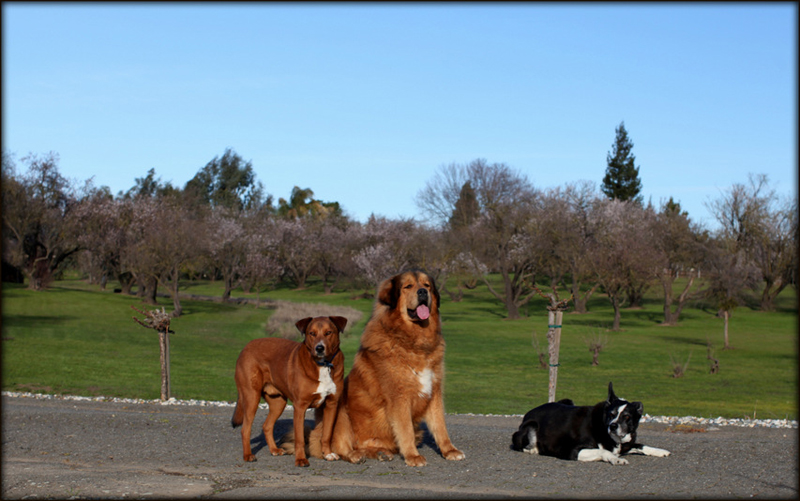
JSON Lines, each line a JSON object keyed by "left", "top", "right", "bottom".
{"left": 3, "top": 391, "right": 796, "bottom": 429}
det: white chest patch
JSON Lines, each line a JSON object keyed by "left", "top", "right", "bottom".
{"left": 415, "top": 368, "right": 434, "bottom": 399}
{"left": 315, "top": 366, "right": 337, "bottom": 405}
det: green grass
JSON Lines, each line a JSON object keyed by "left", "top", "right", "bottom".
{"left": 2, "top": 276, "right": 797, "bottom": 420}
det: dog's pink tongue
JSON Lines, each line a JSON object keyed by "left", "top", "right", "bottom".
{"left": 416, "top": 304, "right": 430, "bottom": 320}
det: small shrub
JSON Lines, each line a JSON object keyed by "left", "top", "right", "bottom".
{"left": 266, "top": 301, "right": 363, "bottom": 340}
{"left": 670, "top": 351, "right": 692, "bottom": 378}
{"left": 531, "top": 331, "right": 547, "bottom": 369}
{"left": 583, "top": 329, "right": 609, "bottom": 366}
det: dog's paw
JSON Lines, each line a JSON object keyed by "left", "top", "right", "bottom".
{"left": 642, "top": 446, "right": 670, "bottom": 457}
{"left": 243, "top": 454, "right": 257, "bottom": 462}
{"left": 443, "top": 448, "right": 465, "bottom": 461}
{"left": 324, "top": 452, "right": 340, "bottom": 461}
{"left": 344, "top": 452, "right": 366, "bottom": 464}
{"left": 377, "top": 450, "right": 395, "bottom": 462}
{"left": 607, "top": 455, "right": 629, "bottom": 465}
{"left": 295, "top": 458, "right": 310, "bottom": 467}
{"left": 404, "top": 454, "right": 427, "bottom": 467}
{"left": 269, "top": 449, "right": 286, "bottom": 457}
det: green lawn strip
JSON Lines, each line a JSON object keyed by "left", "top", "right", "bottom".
{"left": 1, "top": 278, "right": 796, "bottom": 419}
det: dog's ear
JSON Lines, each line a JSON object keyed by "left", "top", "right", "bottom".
{"left": 631, "top": 401, "right": 644, "bottom": 415}
{"left": 377, "top": 275, "right": 399, "bottom": 309}
{"left": 329, "top": 316, "right": 347, "bottom": 333}
{"left": 607, "top": 381, "right": 616, "bottom": 402}
{"left": 428, "top": 274, "right": 440, "bottom": 311}
{"left": 295, "top": 317, "right": 314, "bottom": 334}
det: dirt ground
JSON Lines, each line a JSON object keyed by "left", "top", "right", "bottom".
{"left": 1, "top": 395, "right": 797, "bottom": 499}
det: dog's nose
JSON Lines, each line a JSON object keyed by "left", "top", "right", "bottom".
{"left": 315, "top": 344, "right": 325, "bottom": 355}
{"left": 417, "top": 288, "right": 428, "bottom": 303}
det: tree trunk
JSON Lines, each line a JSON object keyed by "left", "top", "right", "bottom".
{"left": 482, "top": 268, "right": 521, "bottom": 319}
{"left": 221, "top": 275, "right": 233, "bottom": 303}
{"left": 567, "top": 278, "right": 599, "bottom": 314}
{"left": 722, "top": 310, "right": 730, "bottom": 349}
{"left": 611, "top": 294, "right": 621, "bottom": 331}
{"left": 169, "top": 271, "right": 183, "bottom": 318}
{"left": 760, "top": 277, "right": 786, "bottom": 312}
{"left": 143, "top": 276, "right": 158, "bottom": 305}
{"left": 661, "top": 274, "right": 675, "bottom": 324}
{"left": 661, "top": 273, "right": 696, "bottom": 326}
{"left": 118, "top": 272, "right": 133, "bottom": 295}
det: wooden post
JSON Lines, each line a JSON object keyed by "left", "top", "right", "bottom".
{"left": 547, "top": 309, "right": 563, "bottom": 403}
{"left": 159, "top": 329, "right": 171, "bottom": 401}
{"left": 132, "top": 306, "right": 174, "bottom": 402}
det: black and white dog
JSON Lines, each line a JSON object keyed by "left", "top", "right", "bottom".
{"left": 511, "top": 382, "right": 670, "bottom": 465}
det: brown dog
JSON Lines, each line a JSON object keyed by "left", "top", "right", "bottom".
{"left": 231, "top": 316, "right": 346, "bottom": 466}
{"left": 301, "top": 270, "right": 464, "bottom": 467}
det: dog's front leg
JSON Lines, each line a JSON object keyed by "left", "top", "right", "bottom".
{"left": 386, "top": 404, "right": 426, "bottom": 466}
{"left": 292, "top": 402, "right": 311, "bottom": 467}
{"left": 320, "top": 398, "right": 340, "bottom": 461}
{"left": 424, "top": 388, "right": 465, "bottom": 461}
{"left": 577, "top": 448, "right": 629, "bottom": 465}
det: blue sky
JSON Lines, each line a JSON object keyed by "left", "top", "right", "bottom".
{"left": 3, "top": 3, "right": 796, "bottom": 228}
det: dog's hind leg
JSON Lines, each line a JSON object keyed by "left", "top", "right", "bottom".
{"left": 511, "top": 421, "right": 538, "bottom": 453}
{"left": 237, "top": 390, "right": 261, "bottom": 462}
{"left": 262, "top": 394, "right": 287, "bottom": 456}
{"left": 331, "top": 407, "right": 365, "bottom": 464}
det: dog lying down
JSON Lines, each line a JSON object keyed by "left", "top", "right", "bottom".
{"left": 511, "top": 382, "right": 670, "bottom": 465}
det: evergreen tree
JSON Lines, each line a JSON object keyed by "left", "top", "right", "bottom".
{"left": 448, "top": 181, "right": 480, "bottom": 229}
{"left": 602, "top": 122, "right": 643, "bottom": 204}
{"left": 184, "top": 148, "right": 264, "bottom": 211}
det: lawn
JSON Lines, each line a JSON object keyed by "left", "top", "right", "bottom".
{"left": 1, "top": 276, "right": 796, "bottom": 420}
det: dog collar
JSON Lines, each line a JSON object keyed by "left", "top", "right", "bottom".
{"left": 316, "top": 359, "right": 334, "bottom": 369}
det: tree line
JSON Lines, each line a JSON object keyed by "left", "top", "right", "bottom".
{"left": 2, "top": 149, "right": 796, "bottom": 331}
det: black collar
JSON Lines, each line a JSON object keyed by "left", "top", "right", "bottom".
{"left": 316, "top": 359, "right": 334, "bottom": 369}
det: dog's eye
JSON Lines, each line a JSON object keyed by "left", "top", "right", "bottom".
{"left": 404, "top": 284, "right": 413, "bottom": 289}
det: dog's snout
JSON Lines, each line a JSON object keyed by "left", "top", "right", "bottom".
{"left": 315, "top": 343, "right": 325, "bottom": 354}
{"left": 417, "top": 288, "right": 428, "bottom": 303}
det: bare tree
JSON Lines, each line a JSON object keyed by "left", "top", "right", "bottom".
{"left": 311, "top": 216, "right": 354, "bottom": 294}
{"left": 417, "top": 159, "right": 541, "bottom": 319}
{"left": 706, "top": 174, "right": 796, "bottom": 311}
{"left": 702, "top": 239, "right": 761, "bottom": 349}
{"left": 352, "top": 216, "right": 419, "bottom": 289}
{"left": 205, "top": 207, "right": 248, "bottom": 302}
{"left": 1, "top": 152, "right": 83, "bottom": 290}
{"left": 558, "top": 181, "right": 602, "bottom": 314}
{"left": 271, "top": 217, "right": 318, "bottom": 289}
{"left": 125, "top": 196, "right": 205, "bottom": 316}
{"left": 75, "top": 189, "right": 140, "bottom": 293}
{"left": 652, "top": 198, "right": 709, "bottom": 325}
{"left": 240, "top": 212, "right": 282, "bottom": 307}
{"left": 589, "top": 199, "right": 657, "bottom": 330}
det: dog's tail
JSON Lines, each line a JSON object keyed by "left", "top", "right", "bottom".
{"left": 278, "top": 421, "right": 322, "bottom": 458}
{"left": 231, "top": 400, "right": 243, "bottom": 429}
{"left": 510, "top": 421, "right": 537, "bottom": 451}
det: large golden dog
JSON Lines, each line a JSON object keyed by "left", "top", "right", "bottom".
{"left": 301, "top": 270, "right": 465, "bottom": 467}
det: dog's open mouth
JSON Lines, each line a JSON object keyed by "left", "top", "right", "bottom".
{"left": 407, "top": 304, "right": 430, "bottom": 321}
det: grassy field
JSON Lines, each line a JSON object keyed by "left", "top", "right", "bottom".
{"left": 1, "top": 276, "right": 797, "bottom": 420}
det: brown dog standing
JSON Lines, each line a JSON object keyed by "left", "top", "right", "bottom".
{"left": 231, "top": 316, "right": 346, "bottom": 466}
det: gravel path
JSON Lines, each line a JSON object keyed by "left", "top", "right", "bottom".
{"left": 2, "top": 394, "right": 797, "bottom": 499}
